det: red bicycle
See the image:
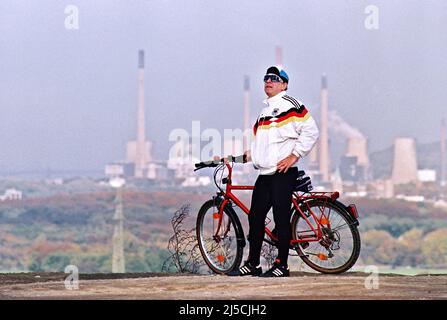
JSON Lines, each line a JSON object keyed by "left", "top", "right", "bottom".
{"left": 194, "top": 155, "right": 361, "bottom": 274}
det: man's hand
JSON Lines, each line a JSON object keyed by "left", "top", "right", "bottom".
{"left": 243, "top": 150, "right": 251, "bottom": 163}
{"left": 277, "top": 154, "right": 299, "bottom": 173}
{"left": 213, "top": 155, "right": 228, "bottom": 163}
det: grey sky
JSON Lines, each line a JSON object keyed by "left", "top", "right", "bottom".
{"left": 1, "top": 0, "right": 446, "bottom": 173}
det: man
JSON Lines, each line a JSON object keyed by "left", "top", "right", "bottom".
{"left": 228, "top": 66, "right": 319, "bottom": 277}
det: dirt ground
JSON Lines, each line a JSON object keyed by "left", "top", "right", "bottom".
{"left": 0, "top": 272, "right": 446, "bottom": 300}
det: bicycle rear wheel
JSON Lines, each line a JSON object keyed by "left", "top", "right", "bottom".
{"left": 196, "top": 199, "right": 243, "bottom": 274}
{"left": 291, "top": 199, "right": 361, "bottom": 274}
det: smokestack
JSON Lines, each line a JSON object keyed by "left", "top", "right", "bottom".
{"left": 138, "top": 50, "right": 144, "bottom": 69}
{"left": 321, "top": 75, "right": 327, "bottom": 89}
{"left": 125, "top": 50, "right": 152, "bottom": 177}
{"left": 137, "top": 50, "right": 145, "bottom": 148}
{"left": 319, "top": 74, "right": 330, "bottom": 182}
{"left": 275, "top": 46, "right": 283, "bottom": 67}
{"left": 243, "top": 76, "right": 251, "bottom": 174}
{"left": 135, "top": 50, "right": 151, "bottom": 177}
{"left": 392, "top": 137, "right": 419, "bottom": 185}
{"left": 441, "top": 118, "right": 446, "bottom": 186}
{"left": 136, "top": 50, "right": 147, "bottom": 177}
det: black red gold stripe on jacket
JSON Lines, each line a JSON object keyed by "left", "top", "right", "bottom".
{"left": 253, "top": 105, "right": 309, "bottom": 135}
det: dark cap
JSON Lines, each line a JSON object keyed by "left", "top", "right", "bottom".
{"left": 266, "top": 65, "right": 289, "bottom": 83}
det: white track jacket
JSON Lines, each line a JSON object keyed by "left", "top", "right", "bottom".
{"left": 251, "top": 91, "right": 319, "bottom": 175}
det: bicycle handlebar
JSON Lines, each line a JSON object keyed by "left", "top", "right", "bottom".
{"left": 194, "top": 154, "right": 247, "bottom": 171}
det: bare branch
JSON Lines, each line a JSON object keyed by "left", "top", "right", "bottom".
{"left": 162, "top": 204, "right": 204, "bottom": 273}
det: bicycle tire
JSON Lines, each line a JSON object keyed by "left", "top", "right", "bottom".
{"left": 291, "top": 199, "right": 361, "bottom": 274}
{"left": 196, "top": 199, "right": 244, "bottom": 274}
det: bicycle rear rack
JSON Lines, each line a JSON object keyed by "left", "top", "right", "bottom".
{"left": 295, "top": 191, "right": 340, "bottom": 201}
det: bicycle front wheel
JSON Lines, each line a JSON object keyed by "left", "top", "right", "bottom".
{"left": 196, "top": 199, "right": 243, "bottom": 274}
{"left": 291, "top": 199, "right": 361, "bottom": 274}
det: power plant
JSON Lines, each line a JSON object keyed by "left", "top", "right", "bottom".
{"left": 310, "top": 74, "right": 371, "bottom": 188}
{"left": 346, "top": 137, "right": 369, "bottom": 168}
{"left": 342, "top": 137, "right": 370, "bottom": 182}
{"left": 98, "top": 45, "right": 447, "bottom": 279}
{"left": 126, "top": 50, "right": 153, "bottom": 178}
{"left": 105, "top": 50, "right": 175, "bottom": 181}
{"left": 392, "top": 137, "right": 419, "bottom": 185}
{"left": 104, "top": 47, "right": 445, "bottom": 201}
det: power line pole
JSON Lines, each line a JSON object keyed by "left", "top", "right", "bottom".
{"left": 111, "top": 178, "right": 125, "bottom": 273}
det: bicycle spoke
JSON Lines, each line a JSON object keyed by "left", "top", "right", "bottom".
{"left": 331, "top": 223, "right": 350, "bottom": 232}
{"left": 204, "top": 238, "right": 232, "bottom": 267}
{"left": 330, "top": 213, "right": 343, "bottom": 229}
{"left": 198, "top": 205, "right": 240, "bottom": 273}
{"left": 294, "top": 200, "right": 360, "bottom": 273}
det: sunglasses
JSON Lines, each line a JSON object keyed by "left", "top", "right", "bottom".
{"left": 263, "top": 74, "right": 283, "bottom": 83}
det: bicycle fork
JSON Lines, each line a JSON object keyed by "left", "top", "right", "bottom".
{"left": 212, "top": 194, "right": 247, "bottom": 249}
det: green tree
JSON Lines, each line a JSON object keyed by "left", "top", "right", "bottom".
{"left": 361, "top": 230, "right": 399, "bottom": 266}
{"left": 422, "top": 228, "right": 447, "bottom": 266}
{"left": 396, "top": 228, "right": 424, "bottom": 267}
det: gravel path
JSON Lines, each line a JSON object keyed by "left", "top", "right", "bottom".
{"left": 0, "top": 272, "right": 446, "bottom": 300}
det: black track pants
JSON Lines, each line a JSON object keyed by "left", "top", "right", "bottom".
{"left": 247, "top": 167, "right": 298, "bottom": 267}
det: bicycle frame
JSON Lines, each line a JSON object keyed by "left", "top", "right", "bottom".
{"left": 213, "top": 162, "right": 340, "bottom": 247}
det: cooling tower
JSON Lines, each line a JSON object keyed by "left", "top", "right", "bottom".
{"left": 391, "top": 137, "right": 418, "bottom": 185}
{"left": 346, "top": 137, "right": 369, "bottom": 167}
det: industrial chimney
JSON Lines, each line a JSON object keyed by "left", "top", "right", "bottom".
{"left": 275, "top": 46, "right": 283, "bottom": 67}
{"left": 441, "top": 118, "right": 446, "bottom": 187}
{"left": 319, "top": 74, "right": 330, "bottom": 182}
{"left": 126, "top": 50, "right": 152, "bottom": 178}
{"left": 243, "top": 76, "right": 251, "bottom": 174}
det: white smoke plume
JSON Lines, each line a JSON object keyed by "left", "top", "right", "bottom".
{"left": 328, "top": 110, "right": 365, "bottom": 140}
